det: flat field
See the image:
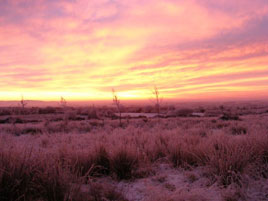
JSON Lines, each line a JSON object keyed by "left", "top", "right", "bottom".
{"left": 1, "top": 102, "right": 268, "bottom": 201}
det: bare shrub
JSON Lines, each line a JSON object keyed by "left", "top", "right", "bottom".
{"left": 60, "top": 96, "right": 67, "bottom": 108}
{"left": 19, "top": 95, "right": 27, "bottom": 114}
{"left": 112, "top": 89, "right": 122, "bottom": 126}
{"left": 152, "top": 86, "right": 161, "bottom": 117}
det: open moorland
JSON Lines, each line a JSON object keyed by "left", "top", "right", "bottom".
{"left": 1, "top": 101, "right": 268, "bottom": 201}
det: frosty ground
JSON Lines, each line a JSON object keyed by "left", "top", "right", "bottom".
{"left": 0, "top": 102, "right": 268, "bottom": 201}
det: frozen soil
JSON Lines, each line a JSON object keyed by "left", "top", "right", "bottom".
{"left": 116, "top": 163, "right": 221, "bottom": 201}
{"left": 77, "top": 162, "right": 268, "bottom": 201}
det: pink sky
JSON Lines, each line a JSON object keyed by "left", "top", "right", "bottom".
{"left": 1, "top": 0, "right": 268, "bottom": 101}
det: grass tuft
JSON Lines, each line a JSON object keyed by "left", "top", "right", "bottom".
{"left": 111, "top": 148, "right": 139, "bottom": 180}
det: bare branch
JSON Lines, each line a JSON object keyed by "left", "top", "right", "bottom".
{"left": 20, "top": 95, "right": 27, "bottom": 109}
{"left": 60, "top": 96, "right": 67, "bottom": 108}
{"left": 112, "top": 88, "right": 122, "bottom": 126}
{"left": 152, "top": 86, "right": 161, "bottom": 116}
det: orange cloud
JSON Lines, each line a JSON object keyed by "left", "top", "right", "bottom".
{"left": 0, "top": 0, "right": 268, "bottom": 101}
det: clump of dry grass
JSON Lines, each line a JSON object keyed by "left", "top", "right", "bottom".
{"left": 0, "top": 149, "right": 75, "bottom": 201}
{"left": 58, "top": 149, "right": 94, "bottom": 180}
{"left": 169, "top": 143, "right": 199, "bottom": 168}
{"left": 111, "top": 147, "right": 139, "bottom": 180}
{"left": 207, "top": 136, "right": 253, "bottom": 186}
{"left": 92, "top": 145, "right": 111, "bottom": 176}
{"left": 168, "top": 135, "right": 208, "bottom": 169}
{"left": 144, "top": 134, "right": 170, "bottom": 162}
{"left": 249, "top": 133, "right": 268, "bottom": 179}
{"left": 33, "top": 159, "right": 73, "bottom": 201}
{"left": 57, "top": 143, "right": 142, "bottom": 181}
{"left": 0, "top": 150, "right": 37, "bottom": 201}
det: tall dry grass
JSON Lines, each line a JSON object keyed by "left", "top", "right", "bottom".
{"left": 1, "top": 115, "right": 268, "bottom": 200}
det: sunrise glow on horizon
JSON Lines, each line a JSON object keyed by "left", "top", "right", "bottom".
{"left": 1, "top": 0, "right": 268, "bottom": 101}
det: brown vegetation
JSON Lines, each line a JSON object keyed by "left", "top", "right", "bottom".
{"left": 0, "top": 102, "right": 268, "bottom": 200}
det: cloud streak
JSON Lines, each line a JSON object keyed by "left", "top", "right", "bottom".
{"left": 0, "top": 0, "right": 268, "bottom": 100}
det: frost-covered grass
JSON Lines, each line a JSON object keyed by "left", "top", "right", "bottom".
{"left": 1, "top": 113, "right": 268, "bottom": 201}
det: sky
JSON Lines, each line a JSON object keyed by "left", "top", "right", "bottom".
{"left": 1, "top": 0, "right": 268, "bottom": 101}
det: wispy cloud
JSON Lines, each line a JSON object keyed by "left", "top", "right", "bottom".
{"left": 0, "top": 0, "right": 268, "bottom": 100}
